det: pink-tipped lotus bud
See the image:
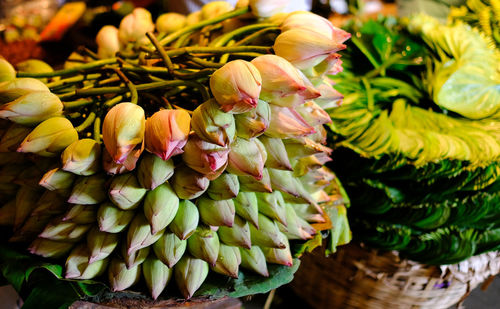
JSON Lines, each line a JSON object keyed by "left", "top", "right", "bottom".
{"left": 171, "top": 165, "right": 209, "bottom": 200}
{"left": 313, "top": 53, "right": 344, "bottom": 77}
{"left": 28, "top": 238, "right": 73, "bottom": 258}
{"left": 191, "top": 99, "right": 236, "bottom": 146}
{"left": 206, "top": 173, "right": 239, "bottom": 200}
{"left": 102, "top": 103, "right": 145, "bottom": 168}
{"left": 137, "top": 153, "right": 174, "bottom": 190}
{"left": 262, "top": 232, "right": 293, "bottom": 266}
{"left": 97, "top": 202, "right": 136, "bottom": 233}
{"left": 238, "top": 168, "right": 273, "bottom": 193}
{"left": 143, "top": 255, "right": 173, "bottom": 300}
{"left": 210, "top": 60, "right": 262, "bottom": 113}
{"left": 118, "top": 8, "right": 155, "bottom": 45}
{"left": 108, "top": 173, "right": 146, "bottom": 210}
{"left": 249, "top": 0, "right": 290, "bottom": 18}
{"left": 279, "top": 204, "right": 315, "bottom": 240}
{"left": 65, "top": 244, "right": 108, "bottom": 280}
{"left": 265, "top": 105, "right": 315, "bottom": 139}
{"left": 281, "top": 11, "right": 350, "bottom": 42}
{"left": 145, "top": 109, "right": 191, "bottom": 161}
{"left": 0, "top": 92, "right": 63, "bottom": 125}
{"left": 314, "top": 77, "right": 343, "bottom": 109}
{"left": 239, "top": 246, "right": 268, "bottom": 277}
{"left": 170, "top": 200, "right": 199, "bottom": 240}
{"left": 284, "top": 137, "right": 332, "bottom": 159}
{"left": 96, "top": 25, "right": 120, "bottom": 59}
{"left": 218, "top": 215, "right": 251, "bottom": 249}
{"left": 201, "top": 1, "right": 234, "bottom": 19}
{"left": 39, "top": 217, "right": 91, "bottom": 242}
{"left": 234, "top": 99, "right": 270, "bottom": 138}
{"left": 197, "top": 197, "right": 235, "bottom": 227}
{"left": 108, "top": 258, "right": 141, "bottom": 292}
{"left": 211, "top": 244, "right": 241, "bottom": 278}
{"left": 156, "top": 13, "right": 186, "bottom": 34}
{"left": 39, "top": 168, "right": 75, "bottom": 192}
{"left": 61, "top": 139, "right": 101, "bottom": 176}
{"left": 227, "top": 138, "right": 267, "bottom": 180}
{"left": 296, "top": 101, "right": 332, "bottom": 126}
{"left": 87, "top": 227, "right": 119, "bottom": 264}
{"left": 256, "top": 191, "right": 287, "bottom": 226}
{"left": 187, "top": 226, "right": 220, "bottom": 266}
{"left": 259, "top": 136, "right": 292, "bottom": 171}
{"left": 153, "top": 232, "right": 187, "bottom": 268}
{"left": 0, "top": 58, "right": 15, "bottom": 82}
{"left": 249, "top": 214, "right": 286, "bottom": 249}
{"left": 182, "top": 134, "right": 229, "bottom": 180}
{"left": 0, "top": 78, "right": 49, "bottom": 103}
{"left": 143, "top": 183, "right": 179, "bottom": 234}
{"left": 127, "top": 213, "right": 164, "bottom": 254}
{"left": 102, "top": 147, "right": 139, "bottom": 175}
{"left": 174, "top": 256, "right": 209, "bottom": 299}
{"left": 233, "top": 192, "right": 259, "bottom": 228}
{"left": 67, "top": 174, "right": 107, "bottom": 205}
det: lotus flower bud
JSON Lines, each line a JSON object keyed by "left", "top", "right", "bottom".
{"left": 281, "top": 11, "right": 344, "bottom": 39}
{"left": 145, "top": 109, "right": 190, "bottom": 161}
{"left": 186, "top": 11, "right": 202, "bottom": 26}
{"left": 278, "top": 204, "right": 314, "bottom": 240}
{"left": 143, "top": 255, "right": 173, "bottom": 300}
{"left": 17, "top": 117, "right": 78, "bottom": 157}
{"left": 137, "top": 153, "right": 174, "bottom": 190}
{"left": 0, "top": 123, "right": 30, "bottom": 152}
{"left": 65, "top": 244, "right": 108, "bottom": 279}
{"left": 238, "top": 168, "right": 273, "bottom": 193}
{"left": 262, "top": 232, "right": 293, "bottom": 266}
{"left": 234, "top": 99, "right": 270, "bottom": 138}
{"left": 256, "top": 191, "right": 287, "bottom": 226}
{"left": 96, "top": 25, "right": 120, "bottom": 59}
{"left": 250, "top": 214, "right": 286, "bottom": 249}
{"left": 296, "top": 101, "right": 332, "bottom": 127}
{"left": 62, "top": 204, "right": 96, "bottom": 224}
{"left": 16, "top": 60, "right": 53, "bottom": 83}
{"left": 187, "top": 226, "right": 220, "bottom": 266}
{"left": 201, "top": 1, "right": 234, "bottom": 19}
{"left": 239, "top": 246, "right": 268, "bottom": 277}
{"left": 87, "top": 227, "right": 119, "bottom": 264}
{"left": 121, "top": 244, "right": 150, "bottom": 269}
{"left": 300, "top": 166, "right": 336, "bottom": 192}
{"left": 127, "top": 213, "right": 164, "bottom": 254}
{"left": 182, "top": 134, "right": 229, "bottom": 180}
{"left": 144, "top": 183, "right": 179, "bottom": 234}
{"left": 156, "top": 13, "right": 186, "bottom": 34}
{"left": 61, "top": 139, "right": 101, "bottom": 176}
{"left": 293, "top": 153, "right": 332, "bottom": 177}
{"left": 0, "top": 58, "right": 15, "bottom": 82}
{"left": 284, "top": 137, "right": 332, "bottom": 159}
{"left": 206, "top": 173, "right": 239, "bottom": 200}
{"left": 39, "top": 168, "right": 75, "bottom": 194}
{"left": 313, "top": 53, "right": 343, "bottom": 78}
{"left": 108, "top": 258, "right": 141, "bottom": 292}
{"left": 103, "top": 103, "right": 145, "bottom": 169}
{"left": 170, "top": 200, "right": 199, "bottom": 240}
{"left": 68, "top": 174, "right": 107, "bottom": 205}
{"left": 153, "top": 232, "right": 187, "bottom": 268}
{"left": 259, "top": 136, "right": 292, "bottom": 171}
{"left": 28, "top": 238, "right": 73, "bottom": 258}
{"left": 191, "top": 99, "right": 236, "bottom": 146}
{"left": 233, "top": 192, "right": 259, "bottom": 228}
{"left": 118, "top": 8, "right": 155, "bottom": 45}
{"left": 211, "top": 244, "right": 241, "bottom": 278}
{"left": 218, "top": 216, "right": 251, "bottom": 249}
{"left": 109, "top": 173, "right": 146, "bottom": 210}
{"left": 197, "top": 197, "right": 235, "bottom": 227}
{"left": 269, "top": 168, "right": 318, "bottom": 207}
{"left": 0, "top": 78, "right": 49, "bottom": 103}
{"left": 171, "top": 165, "right": 209, "bottom": 200}
{"left": 210, "top": 60, "right": 262, "bottom": 113}
{"left": 249, "top": 0, "right": 289, "bottom": 18}
{"left": 39, "top": 218, "right": 91, "bottom": 241}
{"left": 102, "top": 147, "right": 139, "bottom": 175}
{"left": 265, "top": 105, "right": 315, "bottom": 139}
{"left": 97, "top": 202, "right": 135, "bottom": 233}
{"left": 292, "top": 202, "right": 326, "bottom": 223}
{"left": 227, "top": 137, "right": 267, "bottom": 180}
{"left": 14, "top": 186, "right": 42, "bottom": 229}
{"left": 314, "top": 77, "right": 343, "bottom": 109}
{"left": 174, "top": 256, "right": 209, "bottom": 299}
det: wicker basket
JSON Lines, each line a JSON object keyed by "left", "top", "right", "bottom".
{"left": 291, "top": 244, "right": 500, "bottom": 309}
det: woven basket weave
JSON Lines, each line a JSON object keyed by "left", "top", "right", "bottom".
{"left": 291, "top": 244, "right": 500, "bottom": 309}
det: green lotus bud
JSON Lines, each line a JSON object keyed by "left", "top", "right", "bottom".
{"left": 234, "top": 192, "right": 259, "bottom": 228}
{"left": 137, "top": 153, "right": 174, "bottom": 190}
{"left": 17, "top": 117, "right": 78, "bottom": 157}
{"left": 156, "top": 13, "right": 186, "bottom": 34}
{"left": 144, "top": 183, "right": 179, "bottom": 234}
{"left": 108, "top": 258, "right": 141, "bottom": 292}
{"left": 262, "top": 232, "right": 293, "bottom": 266}
{"left": 259, "top": 136, "right": 292, "bottom": 170}
{"left": 127, "top": 213, "right": 164, "bottom": 254}
{"left": 0, "top": 199, "right": 16, "bottom": 226}
{"left": 256, "top": 191, "right": 287, "bottom": 226}
{"left": 39, "top": 168, "right": 75, "bottom": 194}
{"left": 28, "top": 238, "right": 73, "bottom": 258}
{"left": 67, "top": 174, "right": 107, "bottom": 205}
{"left": 65, "top": 244, "right": 108, "bottom": 279}
{"left": 300, "top": 166, "right": 335, "bottom": 193}
{"left": 211, "top": 244, "right": 241, "bottom": 278}
{"left": 16, "top": 59, "right": 53, "bottom": 84}
{"left": 14, "top": 186, "right": 41, "bottom": 230}
{"left": 97, "top": 202, "right": 135, "bottom": 233}
{"left": 170, "top": 200, "right": 199, "bottom": 240}
{"left": 218, "top": 215, "right": 251, "bottom": 249}
{"left": 296, "top": 101, "right": 331, "bottom": 126}
{"left": 0, "top": 58, "right": 16, "bottom": 82}
{"left": 0, "top": 123, "right": 30, "bottom": 152}
{"left": 268, "top": 168, "right": 318, "bottom": 206}
{"left": 197, "top": 197, "right": 235, "bottom": 227}
{"left": 39, "top": 218, "right": 91, "bottom": 241}
{"left": 121, "top": 242, "right": 150, "bottom": 269}
{"left": 234, "top": 100, "right": 270, "bottom": 138}
{"left": 182, "top": 134, "right": 229, "bottom": 180}
{"left": 206, "top": 173, "right": 239, "bottom": 200}
{"left": 62, "top": 204, "right": 96, "bottom": 224}
{"left": 249, "top": 214, "right": 286, "bottom": 249}
{"left": 87, "top": 227, "right": 119, "bottom": 264}
{"left": 201, "top": 1, "right": 233, "bottom": 19}
{"left": 284, "top": 137, "right": 332, "bottom": 160}
{"left": 187, "top": 226, "right": 220, "bottom": 266}
{"left": 238, "top": 168, "right": 273, "bottom": 193}
{"left": 174, "top": 256, "right": 209, "bottom": 299}
{"left": 61, "top": 139, "right": 101, "bottom": 176}
{"left": 227, "top": 137, "right": 267, "bottom": 180}
{"left": 143, "top": 255, "right": 173, "bottom": 300}
{"left": 239, "top": 246, "right": 269, "bottom": 277}
{"left": 186, "top": 11, "right": 202, "bottom": 26}
{"left": 191, "top": 99, "right": 235, "bottom": 147}
{"left": 292, "top": 153, "right": 332, "bottom": 177}
{"left": 0, "top": 78, "right": 49, "bottom": 103}
{"left": 109, "top": 173, "right": 146, "bottom": 210}
{"left": 278, "top": 204, "right": 315, "bottom": 240}
{"left": 171, "top": 165, "right": 209, "bottom": 200}
{"left": 153, "top": 232, "right": 187, "bottom": 268}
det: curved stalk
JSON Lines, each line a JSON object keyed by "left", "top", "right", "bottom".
{"left": 17, "top": 58, "right": 117, "bottom": 78}
{"left": 63, "top": 98, "right": 95, "bottom": 109}
{"left": 93, "top": 116, "right": 101, "bottom": 143}
{"left": 75, "top": 112, "right": 97, "bottom": 132}
{"left": 234, "top": 27, "right": 280, "bottom": 46}
{"left": 211, "top": 23, "right": 277, "bottom": 47}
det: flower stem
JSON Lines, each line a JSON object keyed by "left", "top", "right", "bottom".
{"left": 234, "top": 27, "right": 280, "bottom": 46}
{"left": 147, "top": 32, "right": 175, "bottom": 75}
{"left": 63, "top": 98, "right": 95, "bottom": 109}
{"left": 75, "top": 112, "right": 96, "bottom": 132}
{"left": 144, "top": 45, "right": 271, "bottom": 57}
{"left": 211, "top": 23, "right": 277, "bottom": 47}
{"left": 17, "top": 58, "right": 117, "bottom": 78}
{"left": 114, "top": 69, "right": 138, "bottom": 104}
{"left": 93, "top": 116, "right": 101, "bottom": 143}
{"left": 46, "top": 73, "right": 102, "bottom": 89}
{"left": 187, "top": 56, "right": 224, "bottom": 68}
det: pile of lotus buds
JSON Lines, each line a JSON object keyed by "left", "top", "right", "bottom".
{"left": 0, "top": 0, "right": 349, "bottom": 300}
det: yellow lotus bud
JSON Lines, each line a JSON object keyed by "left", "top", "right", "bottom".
{"left": 182, "top": 134, "right": 230, "bottom": 180}
{"left": 227, "top": 137, "right": 267, "bottom": 180}
{"left": 108, "top": 258, "right": 141, "bottom": 292}
{"left": 156, "top": 13, "right": 186, "bottom": 34}
{"left": 0, "top": 92, "right": 63, "bottom": 125}
{"left": 61, "top": 139, "right": 101, "bottom": 175}
{"left": 0, "top": 58, "right": 16, "bottom": 82}
{"left": 96, "top": 25, "right": 121, "bottom": 59}
{"left": 186, "top": 11, "right": 202, "bottom": 26}
{"left": 0, "top": 78, "right": 49, "bottom": 103}
{"left": 249, "top": 0, "right": 289, "bottom": 18}
{"left": 201, "top": 1, "right": 234, "bottom": 20}
{"left": 191, "top": 99, "right": 236, "bottom": 147}
{"left": 118, "top": 8, "right": 155, "bottom": 45}
{"left": 65, "top": 244, "right": 108, "bottom": 279}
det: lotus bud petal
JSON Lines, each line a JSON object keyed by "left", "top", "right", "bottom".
{"left": 28, "top": 238, "right": 73, "bottom": 258}
{"left": 17, "top": 117, "right": 78, "bottom": 157}
{"left": 137, "top": 153, "right": 174, "bottom": 190}
{"left": 97, "top": 202, "right": 135, "bottom": 233}
{"left": 170, "top": 200, "right": 199, "bottom": 240}
{"left": 186, "top": 11, "right": 202, "bottom": 26}
{"left": 108, "top": 258, "right": 141, "bottom": 292}
{"left": 102, "top": 147, "right": 139, "bottom": 175}
{"left": 233, "top": 192, "right": 259, "bottom": 228}
{"left": 278, "top": 204, "right": 314, "bottom": 240}
{"left": 127, "top": 213, "right": 164, "bottom": 254}
{"left": 289, "top": 202, "right": 325, "bottom": 223}
{"left": 262, "top": 232, "right": 293, "bottom": 266}
{"left": 156, "top": 13, "right": 186, "bottom": 34}
{"left": 121, "top": 243, "right": 150, "bottom": 269}
{"left": 211, "top": 244, "right": 241, "bottom": 278}
{"left": 300, "top": 166, "right": 336, "bottom": 192}
{"left": 256, "top": 191, "right": 287, "bottom": 226}
{"left": 118, "top": 8, "right": 155, "bottom": 44}
{"left": 313, "top": 53, "right": 343, "bottom": 78}
{"left": 218, "top": 216, "right": 251, "bottom": 249}
{"left": 282, "top": 11, "right": 342, "bottom": 39}
{"left": 187, "top": 226, "right": 220, "bottom": 266}
{"left": 174, "top": 256, "right": 209, "bottom": 299}
{"left": 16, "top": 59, "right": 53, "bottom": 83}
{"left": 65, "top": 244, "right": 108, "bottom": 279}
{"left": 314, "top": 78, "right": 343, "bottom": 110}
{"left": 68, "top": 174, "right": 107, "bottom": 205}
{"left": 62, "top": 204, "right": 96, "bottom": 224}
{"left": 61, "top": 139, "right": 101, "bottom": 176}
{"left": 238, "top": 168, "right": 273, "bottom": 193}
{"left": 206, "top": 173, "right": 239, "bottom": 200}
{"left": 0, "top": 58, "right": 15, "bottom": 82}
{"left": 171, "top": 165, "right": 209, "bottom": 200}
{"left": 14, "top": 186, "right": 42, "bottom": 230}
{"left": 249, "top": 0, "right": 289, "bottom": 18}
{"left": 201, "top": 1, "right": 234, "bottom": 19}
{"left": 39, "top": 168, "right": 75, "bottom": 194}
{"left": 109, "top": 173, "right": 146, "bottom": 210}
{"left": 210, "top": 60, "right": 262, "bottom": 114}
{"left": 227, "top": 138, "right": 267, "bottom": 180}
{"left": 265, "top": 105, "right": 315, "bottom": 139}
{"left": 87, "top": 227, "right": 119, "bottom": 264}
{"left": 144, "top": 183, "right": 179, "bottom": 234}
{"left": 293, "top": 153, "right": 332, "bottom": 177}
{"left": 182, "top": 134, "right": 229, "bottom": 180}
{"left": 191, "top": 99, "right": 235, "bottom": 147}
{"left": 296, "top": 101, "right": 332, "bottom": 127}
{"left": 239, "top": 246, "right": 268, "bottom": 277}
{"left": 284, "top": 137, "right": 332, "bottom": 159}
{"left": 197, "top": 197, "right": 235, "bottom": 227}
{"left": 259, "top": 136, "right": 292, "bottom": 171}
{"left": 143, "top": 255, "right": 173, "bottom": 300}
{"left": 269, "top": 168, "right": 319, "bottom": 208}
{"left": 250, "top": 214, "right": 286, "bottom": 249}
{"left": 103, "top": 103, "right": 145, "bottom": 166}
{"left": 39, "top": 218, "right": 91, "bottom": 241}
{"left": 234, "top": 99, "right": 270, "bottom": 138}
{"left": 0, "top": 123, "right": 30, "bottom": 152}
{"left": 0, "top": 78, "right": 49, "bottom": 103}
{"left": 0, "top": 92, "right": 63, "bottom": 125}
{"left": 153, "top": 232, "right": 187, "bottom": 268}
{"left": 96, "top": 25, "right": 120, "bottom": 59}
